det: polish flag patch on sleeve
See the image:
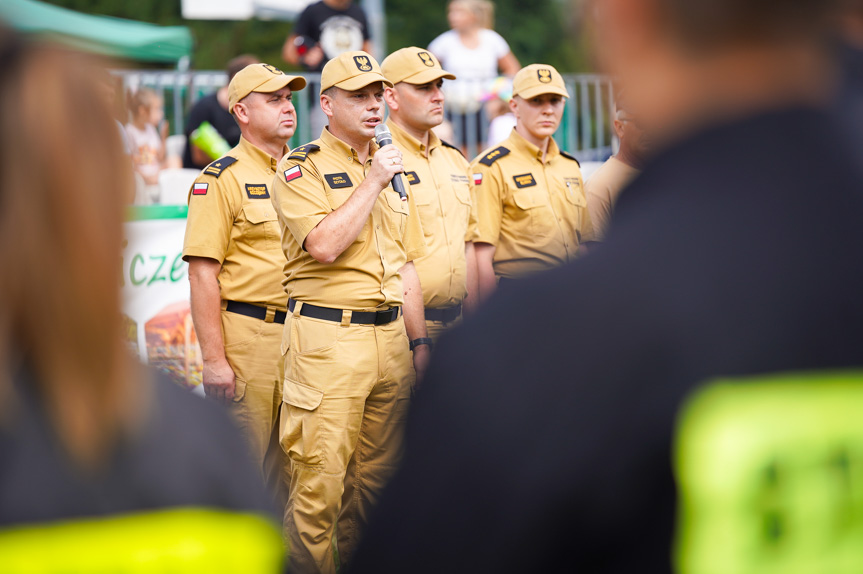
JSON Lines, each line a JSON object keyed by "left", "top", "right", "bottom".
{"left": 192, "top": 183, "right": 209, "bottom": 195}
{"left": 472, "top": 173, "right": 483, "bottom": 186}
{"left": 284, "top": 166, "right": 303, "bottom": 183}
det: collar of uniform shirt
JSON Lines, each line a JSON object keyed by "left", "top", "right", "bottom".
{"left": 508, "top": 128, "right": 561, "bottom": 164}
{"left": 387, "top": 119, "right": 441, "bottom": 157}
{"left": 320, "top": 126, "right": 381, "bottom": 165}
{"left": 238, "top": 136, "right": 288, "bottom": 172}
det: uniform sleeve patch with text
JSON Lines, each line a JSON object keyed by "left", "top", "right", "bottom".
{"left": 284, "top": 166, "right": 303, "bottom": 183}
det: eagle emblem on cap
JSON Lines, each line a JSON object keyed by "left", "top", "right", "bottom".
{"left": 538, "top": 69, "right": 552, "bottom": 83}
{"left": 262, "top": 64, "right": 284, "bottom": 75}
{"left": 418, "top": 51, "right": 435, "bottom": 67}
{"left": 354, "top": 56, "right": 373, "bottom": 72}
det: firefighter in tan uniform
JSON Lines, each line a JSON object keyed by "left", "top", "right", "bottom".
{"left": 270, "top": 51, "right": 429, "bottom": 574}
{"left": 182, "top": 64, "right": 306, "bottom": 498}
{"left": 472, "top": 64, "right": 594, "bottom": 302}
{"left": 381, "top": 47, "right": 479, "bottom": 342}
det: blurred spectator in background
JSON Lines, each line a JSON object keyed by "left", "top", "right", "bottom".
{"left": 183, "top": 54, "right": 258, "bottom": 170}
{"left": 429, "top": 0, "right": 519, "bottom": 109}
{"left": 350, "top": 0, "right": 863, "bottom": 571}
{"left": 283, "top": 0, "right": 374, "bottom": 142}
{"left": 282, "top": 0, "right": 372, "bottom": 72}
{"left": 428, "top": 0, "right": 520, "bottom": 152}
{"left": 481, "top": 75, "right": 515, "bottom": 147}
{"left": 585, "top": 95, "right": 651, "bottom": 240}
{"left": 126, "top": 87, "right": 167, "bottom": 204}
{"left": 0, "top": 29, "right": 282, "bottom": 570}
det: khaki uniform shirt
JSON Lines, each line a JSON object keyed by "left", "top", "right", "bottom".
{"left": 182, "top": 137, "right": 288, "bottom": 308}
{"left": 471, "top": 129, "right": 594, "bottom": 279}
{"left": 271, "top": 128, "right": 427, "bottom": 310}
{"left": 388, "top": 121, "right": 478, "bottom": 309}
{"left": 585, "top": 156, "right": 640, "bottom": 241}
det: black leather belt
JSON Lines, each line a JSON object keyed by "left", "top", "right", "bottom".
{"left": 425, "top": 304, "right": 462, "bottom": 323}
{"left": 289, "top": 299, "right": 400, "bottom": 325}
{"left": 225, "top": 301, "right": 287, "bottom": 324}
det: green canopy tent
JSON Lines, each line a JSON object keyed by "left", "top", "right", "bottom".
{"left": 0, "top": 0, "right": 192, "bottom": 63}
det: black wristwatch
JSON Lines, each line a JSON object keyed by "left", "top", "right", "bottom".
{"left": 410, "top": 337, "right": 433, "bottom": 351}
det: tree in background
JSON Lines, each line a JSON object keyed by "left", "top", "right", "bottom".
{"left": 43, "top": 0, "right": 591, "bottom": 72}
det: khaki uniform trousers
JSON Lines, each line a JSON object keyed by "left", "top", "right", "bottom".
{"left": 221, "top": 308, "right": 290, "bottom": 510}
{"left": 279, "top": 304, "right": 414, "bottom": 574}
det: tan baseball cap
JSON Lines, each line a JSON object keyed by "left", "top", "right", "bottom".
{"left": 320, "top": 51, "right": 393, "bottom": 95}
{"left": 512, "top": 64, "right": 570, "bottom": 100}
{"left": 381, "top": 47, "right": 456, "bottom": 85}
{"left": 227, "top": 63, "right": 307, "bottom": 113}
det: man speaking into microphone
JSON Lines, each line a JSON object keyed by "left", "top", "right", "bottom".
{"left": 270, "top": 50, "right": 429, "bottom": 573}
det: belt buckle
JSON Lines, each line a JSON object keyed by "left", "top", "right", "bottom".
{"left": 375, "top": 308, "right": 396, "bottom": 325}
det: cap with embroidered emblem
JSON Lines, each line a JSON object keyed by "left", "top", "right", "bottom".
{"left": 228, "top": 63, "right": 307, "bottom": 113}
{"left": 512, "top": 64, "right": 569, "bottom": 100}
{"left": 381, "top": 47, "right": 456, "bottom": 86}
{"left": 320, "top": 51, "right": 393, "bottom": 95}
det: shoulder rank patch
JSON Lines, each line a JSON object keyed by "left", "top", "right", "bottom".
{"left": 324, "top": 172, "right": 352, "bottom": 189}
{"left": 203, "top": 156, "right": 238, "bottom": 178}
{"left": 284, "top": 165, "right": 302, "bottom": 183}
{"left": 405, "top": 171, "right": 420, "bottom": 185}
{"left": 560, "top": 150, "right": 581, "bottom": 166}
{"left": 288, "top": 143, "right": 320, "bottom": 162}
{"left": 440, "top": 140, "right": 465, "bottom": 157}
{"left": 245, "top": 183, "right": 269, "bottom": 199}
{"left": 479, "top": 146, "right": 510, "bottom": 166}
{"left": 513, "top": 173, "right": 537, "bottom": 188}
{"left": 192, "top": 182, "right": 208, "bottom": 196}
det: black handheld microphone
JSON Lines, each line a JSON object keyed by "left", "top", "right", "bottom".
{"left": 374, "top": 124, "right": 408, "bottom": 202}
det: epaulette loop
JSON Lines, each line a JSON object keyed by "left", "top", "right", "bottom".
{"left": 479, "top": 146, "right": 510, "bottom": 166}
{"left": 203, "top": 156, "right": 238, "bottom": 178}
{"left": 288, "top": 143, "right": 320, "bottom": 162}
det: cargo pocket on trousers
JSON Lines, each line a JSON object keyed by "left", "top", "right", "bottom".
{"left": 232, "top": 377, "right": 247, "bottom": 403}
{"left": 281, "top": 377, "right": 325, "bottom": 467}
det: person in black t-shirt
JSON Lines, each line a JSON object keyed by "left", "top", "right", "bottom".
{"left": 282, "top": 0, "right": 372, "bottom": 72}
{"left": 183, "top": 54, "right": 258, "bottom": 170}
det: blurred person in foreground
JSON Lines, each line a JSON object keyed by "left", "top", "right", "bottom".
{"left": 0, "top": 31, "right": 282, "bottom": 571}
{"left": 350, "top": 0, "right": 863, "bottom": 572}
{"left": 183, "top": 54, "right": 259, "bottom": 170}
{"left": 585, "top": 95, "right": 652, "bottom": 240}
{"left": 381, "top": 47, "right": 480, "bottom": 341}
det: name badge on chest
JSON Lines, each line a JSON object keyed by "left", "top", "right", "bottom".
{"left": 245, "top": 183, "right": 270, "bottom": 199}
{"left": 325, "top": 173, "right": 353, "bottom": 189}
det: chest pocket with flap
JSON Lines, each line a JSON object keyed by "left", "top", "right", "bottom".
{"left": 242, "top": 202, "right": 280, "bottom": 250}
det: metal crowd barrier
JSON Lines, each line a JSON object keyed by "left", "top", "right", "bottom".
{"left": 114, "top": 70, "right": 616, "bottom": 163}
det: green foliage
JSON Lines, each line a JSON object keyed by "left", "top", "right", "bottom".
{"left": 41, "top": 0, "right": 590, "bottom": 72}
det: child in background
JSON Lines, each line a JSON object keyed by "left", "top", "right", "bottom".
{"left": 482, "top": 76, "right": 516, "bottom": 148}
{"left": 126, "top": 88, "right": 167, "bottom": 204}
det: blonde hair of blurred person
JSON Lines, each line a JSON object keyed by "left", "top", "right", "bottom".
{"left": 0, "top": 36, "right": 142, "bottom": 469}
